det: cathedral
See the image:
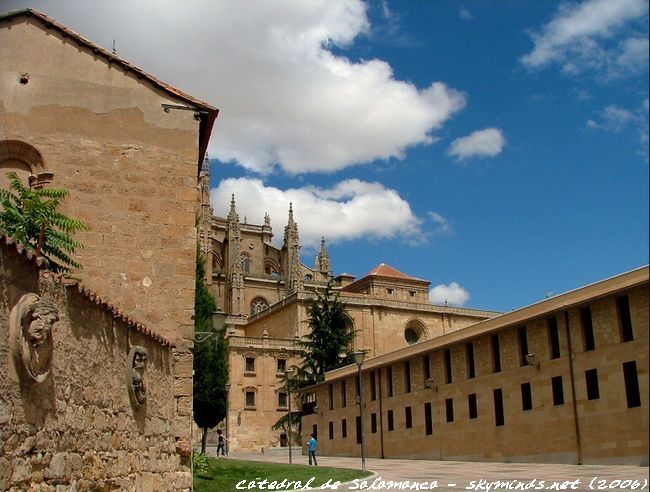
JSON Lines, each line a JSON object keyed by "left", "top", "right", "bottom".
{"left": 197, "top": 164, "right": 500, "bottom": 451}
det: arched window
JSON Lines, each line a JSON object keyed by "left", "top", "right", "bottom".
{"left": 251, "top": 297, "right": 269, "bottom": 315}
{"left": 240, "top": 253, "right": 251, "bottom": 273}
{"left": 0, "top": 140, "right": 46, "bottom": 189}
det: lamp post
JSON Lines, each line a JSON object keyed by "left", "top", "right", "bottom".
{"left": 224, "top": 382, "right": 231, "bottom": 456}
{"left": 285, "top": 367, "right": 295, "bottom": 464}
{"left": 353, "top": 350, "right": 366, "bottom": 472}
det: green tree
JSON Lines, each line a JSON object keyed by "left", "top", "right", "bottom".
{"left": 0, "top": 171, "right": 88, "bottom": 274}
{"left": 193, "top": 250, "right": 229, "bottom": 454}
{"left": 273, "top": 286, "right": 355, "bottom": 435}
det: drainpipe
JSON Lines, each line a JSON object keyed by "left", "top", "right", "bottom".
{"left": 564, "top": 310, "right": 583, "bottom": 464}
{"left": 377, "top": 369, "right": 385, "bottom": 459}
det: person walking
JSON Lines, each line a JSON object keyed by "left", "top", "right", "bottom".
{"left": 216, "top": 429, "right": 228, "bottom": 457}
{"left": 308, "top": 433, "right": 318, "bottom": 466}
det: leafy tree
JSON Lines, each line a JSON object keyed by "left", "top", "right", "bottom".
{"left": 0, "top": 171, "right": 88, "bottom": 274}
{"left": 193, "top": 250, "right": 229, "bottom": 454}
{"left": 273, "top": 286, "right": 355, "bottom": 435}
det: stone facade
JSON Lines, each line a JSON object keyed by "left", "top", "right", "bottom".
{"left": 1, "top": 8, "right": 218, "bottom": 461}
{"left": 198, "top": 187, "right": 499, "bottom": 452}
{"left": 303, "top": 267, "right": 649, "bottom": 465}
{"left": 1, "top": 237, "right": 190, "bottom": 491}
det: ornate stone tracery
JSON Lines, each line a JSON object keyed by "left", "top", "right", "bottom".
{"left": 9, "top": 293, "right": 59, "bottom": 384}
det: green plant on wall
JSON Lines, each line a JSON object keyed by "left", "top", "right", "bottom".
{"left": 0, "top": 171, "right": 88, "bottom": 274}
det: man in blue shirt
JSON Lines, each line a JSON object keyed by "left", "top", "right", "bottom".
{"left": 308, "top": 433, "right": 318, "bottom": 466}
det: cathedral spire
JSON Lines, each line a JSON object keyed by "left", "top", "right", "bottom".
{"left": 227, "top": 194, "right": 239, "bottom": 225}
{"left": 317, "top": 236, "right": 331, "bottom": 275}
{"left": 283, "top": 202, "right": 303, "bottom": 294}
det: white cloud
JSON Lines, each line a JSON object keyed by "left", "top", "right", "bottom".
{"left": 429, "top": 282, "right": 470, "bottom": 306}
{"left": 211, "top": 177, "right": 423, "bottom": 249}
{"left": 459, "top": 7, "right": 473, "bottom": 21}
{"left": 521, "top": 0, "right": 649, "bottom": 78}
{"left": 587, "top": 105, "right": 637, "bottom": 131}
{"left": 447, "top": 128, "right": 506, "bottom": 161}
{"left": 7, "top": 0, "right": 467, "bottom": 175}
{"left": 427, "top": 212, "right": 452, "bottom": 235}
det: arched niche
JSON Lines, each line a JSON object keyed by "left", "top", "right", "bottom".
{"left": 0, "top": 140, "right": 47, "bottom": 189}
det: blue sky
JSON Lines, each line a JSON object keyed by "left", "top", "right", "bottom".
{"left": 7, "top": 0, "right": 649, "bottom": 311}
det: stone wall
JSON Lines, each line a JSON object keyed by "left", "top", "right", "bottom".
{"left": 1, "top": 239, "right": 190, "bottom": 491}
{"left": 303, "top": 271, "right": 649, "bottom": 464}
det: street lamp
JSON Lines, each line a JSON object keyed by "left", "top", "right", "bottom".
{"left": 353, "top": 350, "right": 366, "bottom": 472}
{"left": 285, "top": 367, "right": 295, "bottom": 464}
{"left": 224, "top": 382, "right": 231, "bottom": 455}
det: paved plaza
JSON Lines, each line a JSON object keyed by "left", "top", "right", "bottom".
{"left": 224, "top": 451, "right": 649, "bottom": 491}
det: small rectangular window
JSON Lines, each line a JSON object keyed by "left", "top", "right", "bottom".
{"left": 409, "top": 291, "right": 416, "bottom": 297}
{"left": 492, "top": 335, "right": 501, "bottom": 373}
{"left": 404, "top": 361, "right": 412, "bottom": 393}
{"left": 444, "top": 349, "right": 453, "bottom": 384}
{"left": 521, "top": 382, "right": 532, "bottom": 411}
{"left": 341, "top": 380, "right": 347, "bottom": 407}
{"left": 466, "top": 342, "right": 476, "bottom": 379}
{"left": 278, "top": 392, "right": 288, "bottom": 409}
{"left": 623, "top": 361, "right": 641, "bottom": 408}
{"left": 277, "top": 358, "right": 287, "bottom": 374}
{"left": 387, "top": 409, "right": 394, "bottom": 431}
{"left": 424, "top": 402, "right": 433, "bottom": 435}
{"left": 585, "top": 369, "right": 600, "bottom": 400}
{"left": 617, "top": 295, "right": 634, "bottom": 342}
{"left": 328, "top": 384, "right": 334, "bottom": 410}
{"left": 518, "top": 326, "right": 529, "bottom": 366}
{"left": 548, "top": 317, "right": 560, "bottom": 359}
{"left": 370, "top": 371, "right": 377, "bottom": 401}
{"left": 468, "top": 393, "right": 478, "bottom": 419}
{"left": 371, "top": 413, "right": 377, "bottom": 434}
{"left": 341, "top": 418, "right": 347, "bottom": 438}
{"left": 581, "top": 307, "right": 595, "bottom": 351}
{"left": 328, "top": 421, "right": 334, "bottom": 440}
{"left": 245, "top": 391, "right": 255, "bottom": 408}
{"left": 494, "top": 388, "right": 504, "bottom": 426}
{"left": 552, "top": 376, "right": 564, "bottom": 406}
{"left": 356, "top": 416, "right": 361, "bottom": 444}
{"left": 405, "top": 406, "right": 413, "bottom": 428}
{"left": 387, "top": 366, "right": 394, "bottom": 397}
{"left": 423, "top": 354, "right": 431, "bottom": 381}
{"left": 445, "top": 398, "right": 454, "bottom": 423}
{"left": 245, "top": 357, "right": 255, "bottom": 373}
{"left": 386, "top": 288, "right": 394, "bottom": 295}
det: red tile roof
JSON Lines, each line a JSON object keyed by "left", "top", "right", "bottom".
{"left": 0, "top": 8, "right": 219, "bottom": 172}
{"left": 367, "top": 263, "right": 423, "bottom": 281}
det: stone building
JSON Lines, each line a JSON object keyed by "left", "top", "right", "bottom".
{"left": 1, "top": 236, "right": 187, "bottom": 490}
{"left": 1, "top": 8, "right": 218, "bottom": 488}
{"left": 197, "top": 185, "right": 500, "bottom": 452}
{"left": 302, "top": 267, "right": 649, "bottom": 465}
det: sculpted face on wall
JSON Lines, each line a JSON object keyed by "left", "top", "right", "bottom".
{"left": 9, "top": 293, "right": 59, "bottom": 384}
{"left": 127, "top": 345, "right": 149, "bottom": 407}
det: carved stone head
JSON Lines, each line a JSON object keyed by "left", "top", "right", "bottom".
{"left": 10, "top": 293, "right": 59, "bottom": 384}
{"left": 127, "top": 345, "right": 149, "bottom": 408}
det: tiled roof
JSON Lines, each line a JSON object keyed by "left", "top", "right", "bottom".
{"left": 1, "top": 234, "right": 173, "bottom": 348}
{"left": 367, "top": 263, "right": 424, "bottom": 281}
{"left": 0, "top": 8, "right": 218, "bottom": 170}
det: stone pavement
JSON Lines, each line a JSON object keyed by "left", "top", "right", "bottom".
{"left": 222, "top": 451, "right": 649, "bottom": 491}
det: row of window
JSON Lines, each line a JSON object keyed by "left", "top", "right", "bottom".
{"left": 324, "top": 361, "right": 642, "bottom": 439}
{"left": 245, "top": 356, "right": 287, "bottom": 375}
{"left": 326, "top": 296, "right": 636, "bottom": 409}
{"left": 244, "top": 390, "right": 288, "bottom": 409}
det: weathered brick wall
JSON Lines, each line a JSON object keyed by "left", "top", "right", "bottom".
{"left": 1, "top": 241, "right": 190, "bottom": 491}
